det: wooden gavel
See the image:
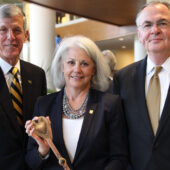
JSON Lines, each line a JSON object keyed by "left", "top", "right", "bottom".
{"left": 32, "top": 116, "right": 70, "bottom": 170}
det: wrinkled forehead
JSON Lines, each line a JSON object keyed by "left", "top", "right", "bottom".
{"left": 0, "top": 16, "right": 24, "bottom": 28}
{"left": 138, "top": 4, "right": 170, "bottom": 25}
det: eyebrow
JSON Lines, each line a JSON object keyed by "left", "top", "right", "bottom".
{"left": 142, "top": 18, "right": 169, "bottom": 24}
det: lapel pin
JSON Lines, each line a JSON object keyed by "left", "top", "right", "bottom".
{"left": 89, "top": 110, "right": 94, "bottom": 114}
{"left": 28, "top": 80, "right": 32, "bottom": 84}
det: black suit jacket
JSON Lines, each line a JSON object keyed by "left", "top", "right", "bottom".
{"left": 0, "top": 60, "right": 47, "bottom": 170}
{"left": 113, "top": 57, "right": 170, "bottom": 170}
{"left": 26, "top": 89, "right": 128, "bottom": 170}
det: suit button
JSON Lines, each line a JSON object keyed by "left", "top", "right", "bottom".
{"left": 153, "top": 142, "right": 159, "bottom": 150}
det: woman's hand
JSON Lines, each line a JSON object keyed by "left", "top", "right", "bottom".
{"left": 25, "top": 116, "right": 52, "bottom": 157}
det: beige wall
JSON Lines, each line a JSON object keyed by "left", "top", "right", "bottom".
{"left": 116, "top": 49, "right": 134, "bottom": 70}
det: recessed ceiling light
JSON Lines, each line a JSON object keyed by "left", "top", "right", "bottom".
{"left": 122, "top": 45, "right": 126, "bottom": 49}
{"left": 118, "top": 38, "right": 124, "bottom": 41}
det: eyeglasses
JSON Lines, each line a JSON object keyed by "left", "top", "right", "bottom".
{"left": 138, "top": 20, "right": 170, "bottom": 31}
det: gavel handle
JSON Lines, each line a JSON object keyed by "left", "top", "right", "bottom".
{"left": 46, "top": 138, "right": 70, "bottom": 170}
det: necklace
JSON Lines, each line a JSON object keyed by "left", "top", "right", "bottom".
{"left": 63, "top": 89, "right": 89, "bottom": 119}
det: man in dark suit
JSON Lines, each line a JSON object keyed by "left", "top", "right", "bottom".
{"left": 113, "top": 1, "right": 170, "bottom": 170}
{"left": 0, "top": 4, "right": 47, "bottom": 170}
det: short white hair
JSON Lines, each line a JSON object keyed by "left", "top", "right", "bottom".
{"left": 136, "top": 1, "right": 170, "bottom": 26}
{"left": 51, "top": 35, "right": 110, "bottom": 92}
{"left": 0, "top": 4, "right": 26, "bottom": 31}
{"left": 102, "top": 50, "right": 117, "bottom": 72}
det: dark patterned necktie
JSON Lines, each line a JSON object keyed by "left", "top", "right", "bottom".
{"left": 10, "top": 67, "right": 23, "bottom": 126}
{"left": 146, "top": 66, "right": 162, "bottom": 135}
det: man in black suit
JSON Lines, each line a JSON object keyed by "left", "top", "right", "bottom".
{"left": 0, "top": 4, "right": 47, "bottom": 170}
{"left": 113, "top": 1, "right": 170, "bottom": 170}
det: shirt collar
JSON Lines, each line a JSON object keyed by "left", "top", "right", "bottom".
{"left": 146, "top": 56, "right": 156, "bottom": 75}
{"left": 146, "top": 56, "right": 170, "bottom": 75}
{"left": 162, "top": 57, "right": 170, "bottom": 74}
{"left": 0, "top": 57, "right": 21, "bottom": 75}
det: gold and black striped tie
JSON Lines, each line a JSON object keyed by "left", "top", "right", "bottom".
{"left": 10, "top": 67, "right": 23, "bottom": 126}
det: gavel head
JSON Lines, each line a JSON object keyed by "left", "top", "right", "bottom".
{"left": 32, "top": 116, "right": 49, "bottom": 139}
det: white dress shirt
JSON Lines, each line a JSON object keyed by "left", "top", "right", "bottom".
{"left": 145, "top": 56, "right": 170, "bottom": 116}
{"left": 62, "top": 117, "right": 83, "bottom": 163}
{"left": 0, "top": 57, "right": 22, "bottom": 90}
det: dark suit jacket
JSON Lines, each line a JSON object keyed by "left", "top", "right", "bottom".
{"left": 26, "top": 88, "right": 128, "bottom": 170}
{"left": 105, "top": 79, "right": 113, "bottom": 93}
{"left": 113, "top": 57, "right": 170, "bottom": 170}
{"left": 0, "top": 60, "right": 47, "bottom": 170}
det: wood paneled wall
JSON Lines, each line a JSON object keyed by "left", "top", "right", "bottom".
{"left": 22, "top": 0, "right": 145, "bottom": 26}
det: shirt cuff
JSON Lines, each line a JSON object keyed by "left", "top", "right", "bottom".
{"left": 38, "top": 150, "right": 50, "bottom": 160}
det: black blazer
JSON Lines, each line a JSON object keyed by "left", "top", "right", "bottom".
{"left": 0, "top": 60, "right": 47, "bottom": 170}
{"left": 113, "top": 57, "right": 170, "bottom": 170}
{"left": 26, "top": 89, "right": 128, "bottom": 170}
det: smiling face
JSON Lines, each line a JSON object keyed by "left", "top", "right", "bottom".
{"left": 62, "top": 47, "right": 95, "bottom": 91}
{"left": 137, "top": 4, "right": 170, "bottom": 57}
{"left": 0, "top": 16, "right": 28, "bottom": 65}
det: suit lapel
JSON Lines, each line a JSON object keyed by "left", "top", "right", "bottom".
{"left": 20, "top": 61, "right": 33, "bottom": 122}
{"left": 50, "top": 90, "right": 72, "bottom": 166}
{"left": 74, "top": 89, "right": 97, "bottom": 162}
{"left": 135, "top": 58, "right": 154, "bottom": 138}
{"left": 156, "top": 85, "right": 170, "bottom": 139}
{"left": 50, "top": 89, "right": 98, "bottom": 166}
{"left": 0, "top": 67, "right": 23, "bottom": 142}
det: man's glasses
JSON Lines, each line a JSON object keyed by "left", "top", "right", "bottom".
{"left": 138, "top": 20, "right": 170, "bottom": 31}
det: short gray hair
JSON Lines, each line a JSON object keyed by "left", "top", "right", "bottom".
{"left": 0, "top": 4, "right": 26, "bottom": 31}
{"left": 51, "top": 35, "right": 110, "bottom": 92}
{"left": 136, "top": 1, "right": 170, "bottom": 26}
{"left": 102, "top": 50, "right": 117, "bottom": 72}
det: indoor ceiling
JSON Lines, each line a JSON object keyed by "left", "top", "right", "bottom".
{"left": 20, "top": 0, "right": 144, "bottom": 51}
{"left": 96, "top": 33, "right": 136, "bottom": 51}
{"left": 55, "top": 18, "right": 137, "bottom": 51}
{"left": 21, "top": 0, "right": 146, "bottom": 26}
